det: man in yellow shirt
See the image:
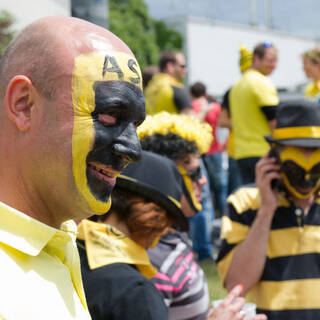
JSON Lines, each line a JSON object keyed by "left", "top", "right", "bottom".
{"left": 144, "top": 50, "right": 192, "bottom": 115}
{"left": 230, "top": 42, "right": 279, "bottom": 184}
{"left": 0, "top": 16, "right": 145, "bottom": 319}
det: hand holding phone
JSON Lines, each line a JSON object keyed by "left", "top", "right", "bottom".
{"left": 268, "top": 148, "right": 281, "bottom": 190}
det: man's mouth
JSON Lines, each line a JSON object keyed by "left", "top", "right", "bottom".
{"left": 87, "top": 162, "right": 120, "bottom": 186}
{"left": 296, "top": 186, "right": 313, "bottom": 195}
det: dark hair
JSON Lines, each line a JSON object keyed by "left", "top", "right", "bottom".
{"left": 253, "top": 41, "right": 274, "bottom": 59}
{"left": 159, "top": 50, "right": 179, "bottom": 72}
{"left": 140, "top": 132, "right": 198, "bottom": 161}
{"left": 142, "top": 65, "right": 159, "bottom": 88}
{"left": 190, "top": 82, "right": 206, "bottom": 98}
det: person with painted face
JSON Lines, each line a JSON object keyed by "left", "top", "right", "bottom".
{"left": 0, "top": 16, "right": 145, "bottom": 319}
{"left": 77, "top": 151, "right": 186, "bottom": 320}
{"left": 217, "top": 100, "right": 320, "bottom": 319}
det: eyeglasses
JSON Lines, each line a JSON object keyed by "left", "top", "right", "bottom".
{"left": 187, "top": 166, "right": 202, "bottom": 183}
{"left": 263, "top": 41, "right": 273, "bottom": 48}
{"left": 176, "top": 63, "right": 187, "bottom": 69}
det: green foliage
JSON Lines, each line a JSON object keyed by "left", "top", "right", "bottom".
{"left": 200, "top": 260, "right": 227, "bottom": 302}
{"left": 154, "top": 20, "right": 183, "bottom": 51}
{"left": 0, "top": 10, "right": 15, "bottom": 59}
{"left": 108, "top": 0, "right": 183, "bottom": 69}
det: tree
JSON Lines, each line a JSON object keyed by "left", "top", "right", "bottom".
{"left": 108, "top": 0, "right": 182, "bottom": 69}
{"left": 0, "top": 10, "right": 15, "bottom": 59}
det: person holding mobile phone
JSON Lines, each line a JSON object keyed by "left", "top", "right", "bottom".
{"left": 217, "top": 100, "right": 320, "bottom": 320}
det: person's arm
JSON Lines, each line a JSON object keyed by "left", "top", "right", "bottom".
{"left": 261, "top": 105, "right": 277, "bottom": 131}
{"left": 219, "top": 89, "right": 232, "bottom": 128}
{"left": 218, "top": 107, "right": 232, "bottom": 128}
{"left": 224, "top": 153, "right": 281, "bottom": 294}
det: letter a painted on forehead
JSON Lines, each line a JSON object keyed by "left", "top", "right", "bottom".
{"left": 101, "top": 53, "right": 141, "bottom": 87}
{"left": 102, "top": 55, "right": 124, "bottom": 79}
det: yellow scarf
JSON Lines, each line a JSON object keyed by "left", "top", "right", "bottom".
{"left": 77, "top": 220, "right": 157, "bottom": 279}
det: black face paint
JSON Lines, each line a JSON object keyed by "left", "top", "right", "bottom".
{"left": 187, "top": 166, "right": 202, "bottom": 182}
{"left": 86, "top": 80, "right": 146, "bottom": 202}
{"left": 282, "top": 160, "right": 320, "bottom": 189}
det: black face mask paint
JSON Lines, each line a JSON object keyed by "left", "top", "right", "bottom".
{"left": 86, "top": 80, "right": 145, "bottom": 202}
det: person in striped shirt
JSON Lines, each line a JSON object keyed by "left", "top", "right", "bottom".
{"left": 217, "top": 100, "right": 320, "bottom": 319}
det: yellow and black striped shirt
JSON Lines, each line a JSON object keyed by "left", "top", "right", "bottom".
{"left": 217, "top": 185, "right": 320, "bottom": 320}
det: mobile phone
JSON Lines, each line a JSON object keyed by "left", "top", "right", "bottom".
{"left": 268, "top": 148, "right": 281, "bottom": 190}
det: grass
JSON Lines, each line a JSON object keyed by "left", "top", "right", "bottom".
{"left": 200, "top": 259, "right": 227, "bottom": 302}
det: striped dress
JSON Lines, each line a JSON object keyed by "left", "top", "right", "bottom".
{"left": 217, "top": 185, "right": 320, "bottom": 320}
{"left": 148, "top": 231, "right": 210, "bottom": 320}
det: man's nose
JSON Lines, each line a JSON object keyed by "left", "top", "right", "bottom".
{"left": 112, "top": 123, "right": 142, "bottom": 163}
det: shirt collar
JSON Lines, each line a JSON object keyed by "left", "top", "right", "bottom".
{"left": 0, "top": 201, "right": 73, "bottom": 256}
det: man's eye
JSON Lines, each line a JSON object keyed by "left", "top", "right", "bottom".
{"left": 98, "top": 113, "right": 117, "bottom": 126}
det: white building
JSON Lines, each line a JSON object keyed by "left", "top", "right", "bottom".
{"left": 167, "top": 15, "right": 317, "bottom": 97}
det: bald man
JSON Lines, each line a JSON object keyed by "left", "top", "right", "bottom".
{"left": 0, "top": 16, "right": 145, "bottom": 319}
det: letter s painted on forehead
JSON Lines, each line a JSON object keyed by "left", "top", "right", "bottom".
{"left": 102, "top": 55, "right": 141, "bottom": 86}
{"left": 71, "top": 50, "right": 143, "bottom": 214}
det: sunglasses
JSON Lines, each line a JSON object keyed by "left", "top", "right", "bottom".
{"left": 282, "top": 160, "right": 320, "bottom": 188}
{"left": 176, "top": 63, "right": 187, "bottom": 69}
{"left": 187, "top": 166, "right": 202, "bottom": 183}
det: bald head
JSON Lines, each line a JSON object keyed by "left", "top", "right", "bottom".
{"left": 0, "top": 16, "right": 135, "bottom": 102}
{"left": 0, "top": 16, "right": 145, "bottom": 227}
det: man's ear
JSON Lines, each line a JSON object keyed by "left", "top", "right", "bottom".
{"left": 5, "top": 75, "right": 35, "bottom": 131}
{"left": 166, "top": 61, "right": 176, "bottom": 74}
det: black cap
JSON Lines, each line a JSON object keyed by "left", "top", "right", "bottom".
{"left": 116, "top": 151, "right": 188, "bottom": 231}
{"left": 265, "top": 99, "right": 320, "bottom": 147}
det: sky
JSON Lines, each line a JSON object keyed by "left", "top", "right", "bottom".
{"left": 145, "top": 0, "right": 320, "bottom": 40}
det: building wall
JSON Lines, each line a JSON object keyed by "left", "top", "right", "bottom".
{"left": 1, "top": 0, "right": 70, "bottom": 31}
{"left": 168, "top": 16, "right": 317, "bottom": 97}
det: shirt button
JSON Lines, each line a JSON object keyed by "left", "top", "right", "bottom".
{"left": 295, "top": 208, "right": 303, "bottom": 216}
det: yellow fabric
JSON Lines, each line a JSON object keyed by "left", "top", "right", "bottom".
{"left": 177, "top": 165, "right": 202, "bottom": 212}
{"left": 304, "top": 80, "right": 320, "bottom": 99}
{"left": 248, "top": 279, "right": 320, "bottom": 311}
{"left": 78, "top": 220, "right": 157, "bottom": 279}
{"left": 230, "top": 69, "right": 279, "bottom": 159}
{"left": 279, "top": 146, "right": 320, "bottom": 199}
{"left": 273, "top": 126, "right": 320, "bottom": 140}
{"left": 226, "top": 130, "right": 235, "bottom": 157}
{"left": 0, "top": 202, "right": 90, "bottom": 319}
{"left": 144, "top": 73, "right": 184, "bottom": 115}
{"left": 239, "top": 44, "right": 253, "bottom": 73}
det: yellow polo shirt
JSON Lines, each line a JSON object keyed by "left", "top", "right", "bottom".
{"left": 0, "top": 201, "right": 91, "bottom": 320}
{"left": 230, "top": 69, "right": 279, "bottom": 159}
{"left": 144, "top": 73, "right": 188, "bottom": 115}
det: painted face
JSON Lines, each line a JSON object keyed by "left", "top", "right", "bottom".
{"left": 176, "top": 153, "right": 207, "bottom": 216}
{"left": 72, "top": 51, "right": 146, "bottom": 214}
{"left": 279, "top": 146, "right": 320, "bottom": 199}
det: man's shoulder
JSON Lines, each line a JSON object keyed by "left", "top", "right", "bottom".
{"left": 227, "top": 184, "right": 261, "bottom": 214}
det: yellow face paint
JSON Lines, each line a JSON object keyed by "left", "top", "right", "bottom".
{"left": 280, "top": 146, "right": 320, "bottom": 199}
{"left": 71, "top": 51, "right": 142, "bottom": 214}
{"left": 177, "top": 165, "right": 202, "bottom": 212}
